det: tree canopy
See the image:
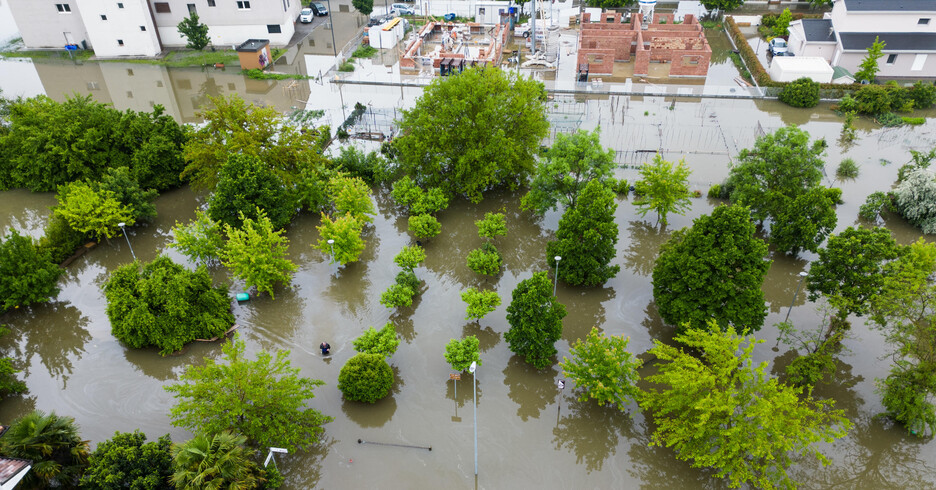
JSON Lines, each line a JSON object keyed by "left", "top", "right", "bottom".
{"left": 856, "top": 36, "right": 885, "bottom": 83}
{"left": 0, "top": 229, "right": 63, "bottom": 312}
{"left": 208, "top": 153, "right": 297, "bottom": 230}
{"left": 560, "top": 327, "right": 641, "bottom": 412}
{"left": 54, "top": 181, "right": 135, "bottom": 242}
{"left": 170, "top": 432, "right": 263, "bottom": 490}
{"left": 444, "top": 336, "right": 481, "bottom": 372}
{"left": 221, "top": 209, "right": 297, "bottom": 298}
{"left": 81, "top": 431, "right": 173, "bottom": 490}
{"left": 395, "top": 67, "right": 548, "bottom": 202}
{"left": 639, "top": 323, "right": 852, "bottom": 489}
{"left": 352, "top": 323, "right": 400, "bottom": 359}
{"left": 316, "top": 213, "right": 366, "bottom": 265}
{"left": 546, "top": 180, "right": 620, "bottom": 287}
{"left": 461, "top": 287, "right": 501, "bottom": 320}
{"left": 177, "top": 12, "right": 210, "bottom": 50}
{"left": 338, "top": 353, "right": 394, "bottom": 403}
{"left": 652, "top": 204, "right": 770, "bottom": 332}
{"left": 521, "top": 128, "right": 615, "bottom": 215}
{"left": 171, "top": 210, "right": 225, "bottom": 266}
{"left": 633, "top": 154, "right": 693, "bottom": 226}
{"left": 166, "top": 337, "right": 332, "bottom": 451}
{"left": 505, "top": 271, "right": 567, "bottom": 368}
{"left": 0, "top": 410, "right": 90, "bottom": 489}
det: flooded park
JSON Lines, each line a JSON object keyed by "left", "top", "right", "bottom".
{"left": 3, "top": 5, "right": 936, "bottom": 489}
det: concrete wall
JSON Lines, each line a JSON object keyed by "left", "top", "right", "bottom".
{"left": 8, "top": 0, "right": 92, "bottom": 49}
{"left": 76, "top": 0, "right": 160, "bottom": 57}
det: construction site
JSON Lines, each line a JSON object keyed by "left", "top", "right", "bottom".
{"left": 399, "top": 21, "right": 510, "bottom": 74}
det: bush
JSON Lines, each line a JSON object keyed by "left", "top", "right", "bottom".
{"left": 351, "top": 44, "right": 377, "bottom": 58}
{"left": 836, "top": 158, "right": 860, "bottom": 179}
{"left": 907, "top": 81, "right": 936, "bottom": 109}
{"left": 338, "top": 61, "right": 355, "bottom": 72}
{"left": 707, "top": 184, "right": 723, "bottom": 199}
{"left": 338, "top": 353, "right": 394, "bottom": 403}
{"left": 379, "top": 271, "right": 420, "bottom": 308}
{"left": 859, "top": 191, "right": 892, "bottom": 221}
{"left": 825, "top": 187, "right": 843, "bottom": 205}
{"left": 408, "top": 213, "right": 442, "bottom": 240}
{"left": 38, "top": 214, "right": 89, "bottom": 264}
{"left": 81, "top": 431, "right": 173, "bottom": 490}
{"left": 0, "top": 229, "right": 64, "bottom": 311}
{"left": 466, "top": 242, "right": 502, "bottom": 276}
{"left": 877, "top": 112, "right": 903, "bottom": 127}
{"left": 609, "top": 178, "right": 630, "bottom": 196}
{"left": 332, "top": 146, "right": 390, "bottom": 184}
{"left": 902, "top": 116, "right": 926, "bottom": 125}
{"left": 779, "top": 77, "right": 820, "bottom": 108}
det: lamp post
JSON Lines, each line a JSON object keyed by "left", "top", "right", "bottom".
{"left": 327, "top": 239, "right": 336, "bottom": 264}
{"left": 468, "top": 361, "right": 478, "bottom": 476}
{"left": 784, "top": 271, "right": 809, "bottom": 323}
{"left": 325, "top": 0, "right": 337, "bottom": 57}
{"left": 118, "top": 222, "right": 136, "bottom": 261}
{"left": 553, "top": 256, "right": 561, "bottom": 296}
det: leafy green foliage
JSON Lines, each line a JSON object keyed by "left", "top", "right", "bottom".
{"left": 332, "top": 145, "right": 389, "bottom": 184}
{"left": 352, "top": 323, "right": 400, "bottom": 358}
{"left": 37, "top": 214, "right": 89, "bottom": 265}
{"left": 221, "top": 210, "right": 297, "bottom": 299}
{"left": 779, "top": 77, "right": 820, "bottom": 108}
{"left": 505, "top": 272, "right": 567, "bottom": 369}
{"left": 99, "top": 166, "right": 158, "bottom": 223}
{"left": 444, "top": 336, "right": 481, "bottom": 372}
{"left": 585, "top": 0, "right": 636, "bottom": 8}
{"left": 338, "top": 353, "right": 394, "bottom": 403}
{"left": 893, "top": 167, "right": 936, "bottom": 233}
{"left": 546, "top": 180, "right": 620, "bottom": 286}
{"left": 0, "top": 229, "right": 63, "bottom": 311}
{"left": 773, "top": 8, "right": 792, "bottom": 36}
{"left": 0, "top": 95, "right": 186, "bottom": 192}
{"left": 856, "top": 36, "right": 885, "bottom": 83}
{"left": 836, "top": 158, "right": 859, "bottom": 179}
{"left": 54, "top": 181, "right": 135, "bottom": 241}
{"left": 633, "top": 154, "right": 692, "bottom": 226}
{"left": 0, "top": 326, "right": 26, "bottom": 397}
{"left": 177, "top": 12, "right": 210, "bottom": 50}
{"left": 639, "top": 323, "right": 852, "bottom": 489}
{"left": 81, "top": 431, "right": 173, "bottom": 490}
{"left": 394, "top": 245, "right": 426, "bottom": 271}
{"left": 327, "top": 175, "right": 375, "bottom": 224}
{"left": 475, "top": 212, "right": 507, "bottom": 240}
{"left": 769, "top": 187, "right": 838, "bottom": 255}
{"left": 170, "top": 432, "right": 262, "bottom": 490}
{"left": 907, "top": 81, "right": 936, "bottom": 109}
{"left": 408, "top": 214, "right": 442, "bottom": 241}
{"left": 166, "top": 337, "right": 331, "bottom": 451}
{"left": 390, "top": 176, "right": 450, "bottom": 215}
{"left": 0, "top": 410, "right": 90, "bottom": 489}
{"left": 209, "top": 154, "right": 297, "bottom": 230}
{"left": 171, "top": 210, "right": 225, "bottom": 266}
{"left": 699, "top": 0, "right": 743, "bottom": 11}
{"left": 395, "top": 67, "right": 549, "bottom": 202}
{"left": 560, "top": 327, "right": 641, "bottom": 411}
{"left": 461, "top": 287, "right": 501, "bottom": 320}
{"left": 352, "top": 0, "right": 373, "bottom": 15}
{"left": 652, "top": 205, "right": 770, "bottom": 332}
{"left": 466, "top": 242, "right": 502, "bottom": 276}
{"left": 379, "top": 271, "right": 420, "bottom": 309}
{"left": 104, "top": 256, "right": 233, "bottom": 355}
{"left": 316, "top": 213, "right": 366, "bottom": 265}
{"left": 880, "top": 366, "right": 936, "bottom": 437}
{"left": 521, "top": 129, "right": 615, "bottom": 215}
{"left": 859, "top": 191, "right": 892, "bottom": 221}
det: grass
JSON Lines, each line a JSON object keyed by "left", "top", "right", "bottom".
{"left": 728, "top": 51, "right": 752, "bottom": 82}
{"left": 902, "top": 116, "right": 926, "bottom": 125}
{"left": 836, "top": 158, "right": 860, "bottom": 179}
{"left": 338, "top": 60, "right": 355, "bottom": 72}
{"left": 103, "top": 49, "right": 240, "bottom": 67}
{"left": 243, "top": 68, "right": 314, "bottom": 80}
{"left": 1, "top": 49, "right": 93, "bottom": 61}
{"left": 352, "top": 45, "right": 377, "bottom": 59}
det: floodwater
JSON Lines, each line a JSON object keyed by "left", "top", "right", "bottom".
{"left": 3, "top": 11, "right": 936, "bottom": 490}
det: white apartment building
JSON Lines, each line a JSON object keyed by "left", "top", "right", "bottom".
{"left": 7, "top": 0, "right": 302, "bottom": 57}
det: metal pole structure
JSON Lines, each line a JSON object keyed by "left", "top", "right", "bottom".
{"left": 326, "top": 0, "right": 337, "bottom": 57}
{"left": 468, "top": 361, "right": 478, "bottom": 476}
{"left": 327, "top": 239, "right": 336, "bottom": 264}
{"left": 530, "top": 0, "right": 536, "bottom": 55}
{"left": 784, "top": 271, "right": 809, "bottom": 323}
{"left": 553, "top": 256, "right": 561, "bottom": 296}
{"left": 118, "top": 222, "right": 137, "bottom": 261}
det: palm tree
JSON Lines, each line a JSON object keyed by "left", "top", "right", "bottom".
{"left": 171, "top": 431, "right": 261, "bottom": 490}
{"left": 0, "top": 410, "right": 90, "bottom": 489}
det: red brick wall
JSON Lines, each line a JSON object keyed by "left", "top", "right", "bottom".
{"left": 578, "top": 48, "right": 616, "bottom": 74}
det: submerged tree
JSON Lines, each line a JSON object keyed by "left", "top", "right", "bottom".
{"left": 0, "top": 410, "right": 90, "bottom": 489}
{"left": 546, "top": 180, "right": 620, "bottom": 287}
{"left": 0, "top": 229, "right": 63, "bottom": 311}
{"left": 221, "top": 209, "right": 297, "bottom": 299}
{"left": 461, "top": 287, "right": 501, "bottom": 321}
{"left": 444, "top": 336, "right": 481, "bottom": 372}
{"left": 81, "top": 431, "right": 173, "bottom": 490}
{"left": 633, "top": 154, "right": 693, "bottom": 226}
{"left": 505, "top": 272, "right": 567, "bottom": 369}
{"left": 560, "top": 327, "right": 641, "bottom": 412}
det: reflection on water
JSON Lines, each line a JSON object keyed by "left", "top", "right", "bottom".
{"left": 623, "top": 220, "right": 671, "bottom": 277}
{"left": 552, "top": 396, "right": 636, "bottom": 472}
{"left": 504, "top": 356, "right": 560, "bottom": 421}
{"left": 7, "top": 301, "right": 91, "bottom": 386}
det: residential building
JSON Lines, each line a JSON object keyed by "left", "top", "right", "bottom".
{"left": 6, "top": 0, "right": 301, "bottom": 57}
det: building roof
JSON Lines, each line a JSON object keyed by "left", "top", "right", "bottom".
{"left": 772, "top": 56, "right": 835, "bottom": 74}
{"left": 235, "top": 39, "right": 270, "bottom": 52}
{"left": 839, "top": 31, "right": 936, "bottom": 51}
{"left": 802, "top": 19, "right": 836, "bottom": 43}
{"left": 832, "top": 65, "right": 855, "bottom": 79}
{"left": 0, "top": 457, "right": 30, "bottom": 486}
{"left": 843, "top": 0, "right": 936, "bottom": 12}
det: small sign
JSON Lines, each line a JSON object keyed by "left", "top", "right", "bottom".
{"left": 557, "top": 379, "right": 565, "bottom": 390}
{"left": 450, "top": 373, "right": 461, "bottom": 381}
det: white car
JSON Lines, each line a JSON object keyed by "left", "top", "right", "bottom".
{"left": 300, "top": 7, "right": 314, "bottom": 23}
{"left": 515, "top": 22, "right": 546, "bottom": 39}
{"left": 768, "top": 38, "right": 788, "bottom": 56}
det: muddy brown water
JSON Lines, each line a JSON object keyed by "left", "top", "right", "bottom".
{"left": 3, "top": 29, "right": 936, "bottom": 490}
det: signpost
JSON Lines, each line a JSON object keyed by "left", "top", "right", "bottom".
{"left": 450, "top": 373, "right": 462, "bottom": 422}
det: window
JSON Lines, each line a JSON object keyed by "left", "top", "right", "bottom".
{"left": 140, "top": 25, "right": 146, "bottom": 31}
{"left": 154, "top": 2, "right": 170, "bottom": 12}
{"left": 208, "top": 0, "right": 216, "bottom": 5}
{"left": 117, "top": 39, "right": 124, "bottom": 46}
{"left": 87, "top": 81, "right": 100, "bottom": 90}
{"left": 127, "top": 68, "right": 134, "bottom": 75}
{"left": 156, "top": 81, "right": 163, "bottom": 87}
{"left": 887, "top": 54, "right": 898, "bottom": 64}
{"left": 237, "top": 0, "right": 250, "bottom": 9}
{"left": 920, "top": 18, "right": 931, "bottom": 25}
{"left": 55, "top": 3, "right": 71, "bottom": 12}
{"left": 267, "top": 24, "right": 281, "bottom": 33}
{"left": 308, "top": 39, "right": 315, "bottom": 47}
{"left": 187, "top": 3, "right": 196, "bottom": 13}
{"left": 101, "top": 14, "right": 107, "bottom": 20}
{"left": 117, "top": 2, "right": 124, "bottom": 7}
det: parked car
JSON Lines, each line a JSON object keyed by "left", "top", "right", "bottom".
{"left": 390, "top": 3, "right": 415, "bottom": 16}
{"left": 310, "top": 1, "right": 328, "bottom": 16}
{"left": 299, "top": 7, "right": 314, "bottom": 23}
{"left": 768, "top": 38, "right": 788, "bottom": 56}
{"left": 515, "top": 22, "right": 546, "bottom": 39}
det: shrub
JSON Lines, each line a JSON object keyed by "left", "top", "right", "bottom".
{"left": 779, "top": 77, "right": 820, "bottom": 108}
{"left": 902, "top": 117, "right": 926, "bottom": 125}
{"left": 351, "top": 44, "right": 377, "bottom": 58}
{"left": 338, "top": 353, "right": 394, "bottom": 403}
{"left": 338, "top": 61, "right": 355, "bottom": 72}
{"left": 609, "top": 178, "right": 630, "bottom": 196}
{"left": 859, "top": 191, "right": 892, "bottom": 221}
{"left": 81, "top": 431, "right": 173, "bottom": 490}
{"left": 836, "top": 158, "right": 859, "bottom": 179}
{"left": 907, "top": 81, "right": 936, "bottom": 109}
{"left": 38, "top": 214, "right": 89, "bottom": 264}
{"left": 466, "top": 242, "right": 502, "bottom": 276}
{"left": 408, "top": 213, "right": 442, "bottom": 240}
{"left": 379, "top": 271, "right": 420, "bottom": 308}
{"left": 352, "top": 322, "right": 399, "bottom": 358}
{"left": 877, "top": 112, "right": 903, "bottom": 127}
{"left": 825, "top": 187, "right": 843, "bottom": 205}
{"left": 707, "top": 184, "right": 722, "bottom": 198}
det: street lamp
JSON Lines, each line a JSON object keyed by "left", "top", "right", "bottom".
{"left": 553, "top": 256, "right": 561, "bottom": 296}
{"left": 327, "top": 239, "right": 336, "bottom": 264}
{"left": 784, "top": 271, "right": 809, "bottom": 323}
{"left": 118, "top": 222, "right": 136, "bottom": 261}
{"left": 468, "top": 361, "right": 478, "bottom": 476}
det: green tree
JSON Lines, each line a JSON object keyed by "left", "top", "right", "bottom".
{"left": 352, "top": 0, "right": 374, "bottom": 15}
{"left": 893, "top": 166, "right": 936, "bottom": 233}
{"left": 444, "top": 336, "right": 481, "bottom": 372}
{"left": 807, "top": 226, "right": 901, "bottom": 320}
{"left": 774, "top": 8, "right": 792, "bottom": 36}
{"left": 352, "top": 323, "right": 400, "bottom": 358}
{"left": 166, "top": 337, "right": 332, "bottom": 451}
{"left": 461, "top": 287, "right": 501, "bottom": 320}
{"left": 652, "top": 205, "right": 771, "bottom": 332}
{"left": 699, "top": 0, "right": 744, "bottom": 12}
{"left": 856, "top": 36, "right": 886, "bottom": 83}
{"left": 466, "top": 242, "right": 502, "bottom": 276}
{"left": 209, "top": 154, "right": 297, "bottom": 230}
{"left": 505, "top": 272, "right": 567, "bottom": 369}
{"left": 221, "top": 209, "right": 297, "bottom": 299}
{"left": 379, "top": 271, "right": 420, "bottom": 309}
{"left": 779, "top": 77, "right": 821, "bottom": 108}
{"left": 99, "top": 166, "right": 158, "bottom": 223}
{"left": 521, "top": 129, "right": 615, "bottom": 215}
{"left": 54, "top": 181, "right": 135, "bottom": 242}
{"left": 394, "top": 245, "right": 426, "bottom": 271}
{"left": 170, "top": 432, "right": 262, "bottom": 490}
{"left": 177, "top": 12, "right": 210, "bottom": 50}
{"left": 475, "top": 212, "right": 507, "bottom": 240}
{"left": 395, "top": 67, "right": 548, "bottom": 202}
{"left": 171, "top": 211, "right": 225, "bottom": 266}
{"left": 327, "top": 175, "right": 375, "bottom": 224}
{"left": 585, "top": 0, "right": 635, "bottom": 8}
{"left": 546, "top": 180, "right": 620, "bottom": 287}
{"left": 316, "top": 213, "right": 366, "bottom": 265}
{"left": 639, "top": 323, "right": 852, "bottom": 489}
{"left": 0, "top": 326, "right": 26, "bottom": 397}
{"left": 408, "top": 214, "right": 442, "bottom": 240}
{"left": 390, "top": 176, "right": 450, "bottom": 215}
{"left": 80, "top": 431, "right": 173, "bottom": 490}
{"left": 0, "top": 410, "right": 90, "bottom": 489}
{"left": 768, "top": 187, "right": 838, "bottom": 255}
{"left": 105, "top": 256, "right": 234, "bottom": 355}
{"left": 560, "top": 327, "right": 641, "bottom": 411}
{"left": 633, "top": 154, "right": 692, "bottom": 226}
{"left": 338, "top": 353, "right": 394, "bottom": 403}
{"left": 0, "top": 229, "right": 63, "bottom": 311}
{"left": 331, "top": 145, "right": 390, "bottom": 184}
